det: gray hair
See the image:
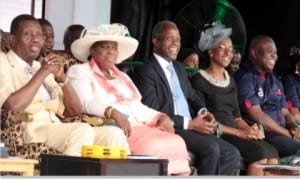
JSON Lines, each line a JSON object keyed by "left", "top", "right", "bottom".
{"left": 249, "top": 35, "right": 273, "bottom": 50}
{"left": 152, "top": 20, "right": 177, "bottom": 39}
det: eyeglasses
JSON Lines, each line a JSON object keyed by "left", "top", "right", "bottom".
{"left": 215, "top": 45, "right": 235, "bottom": 54}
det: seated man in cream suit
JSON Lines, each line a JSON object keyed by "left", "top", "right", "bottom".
{"left": 0, "top": 14, "right": 129, "bottom": 156}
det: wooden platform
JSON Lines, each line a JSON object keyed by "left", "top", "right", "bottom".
{"left": 0, "top": 157, "right": 38, "bottom": 176}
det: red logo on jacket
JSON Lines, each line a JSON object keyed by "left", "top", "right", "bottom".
{"left": 245, "top": 99, "right": 252, "bottom": 109}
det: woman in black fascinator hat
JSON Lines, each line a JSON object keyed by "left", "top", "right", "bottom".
{"left": 191, "top": 21, "right": 279, "bottom": 176}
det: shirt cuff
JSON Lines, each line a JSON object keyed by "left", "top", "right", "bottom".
{"left": 183, "top": 117, "right": 190, "bottom": 130}
{"left": 197, "top": 107, "right": 208, "bottom": 115}
{"left": 183, "top": 108, "right": 207, "bottom": 129}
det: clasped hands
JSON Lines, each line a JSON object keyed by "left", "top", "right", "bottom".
{"left": 241, "top": 123, "right": 265, "bottom": 141}
{"left": 39, "top": 53, "right": 66, "bottom": 83}
{"left": 188, "top": 111, "right": 217, "bottom": 135}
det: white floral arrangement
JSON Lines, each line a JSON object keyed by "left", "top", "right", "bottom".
{"left": 198, "top": 21, "right": 232, "bottom": 51}
{"left": 83, "top": 23, "right": 130, "bottom": 37}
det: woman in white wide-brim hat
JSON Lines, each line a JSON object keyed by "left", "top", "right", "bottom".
{"left": 67, "top": 23, "right": 190, "bottom": 175}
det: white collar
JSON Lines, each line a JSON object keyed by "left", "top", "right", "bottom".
{"left": 154, "top": 53, "right": 173, "bottom": 70}
{"left": 12, "top": 51, "right": 30, "bottom": 69}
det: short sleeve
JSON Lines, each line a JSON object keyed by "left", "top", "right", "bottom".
{"left": 235, "top": 72, "right": 261, "bottom": 111}
{"left": 283, "top": 74, "right": 300, "bottom": 108}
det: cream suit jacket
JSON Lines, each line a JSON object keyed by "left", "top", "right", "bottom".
{"left": 0, "top": 50, "right": 65, "bottom": 144}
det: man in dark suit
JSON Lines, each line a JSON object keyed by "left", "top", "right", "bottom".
{"left": 133, "top": 20, "right": 241, "bottom": 175}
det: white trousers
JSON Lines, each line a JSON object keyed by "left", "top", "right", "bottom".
{"left": 46, "top": 122, "right": 129, "bottom": 156}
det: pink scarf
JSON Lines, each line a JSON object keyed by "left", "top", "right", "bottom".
{"left": 89, "top": 58, "right": 139, "bottom": 102}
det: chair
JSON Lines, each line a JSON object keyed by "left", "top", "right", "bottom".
{"left": 0, "top": 109, "right": 61, "bottom": 160}
{"left": 0, "top": 109, "right": 62, "bottom": 176}
{"left": 0, "top": 109, "right": 107, "bottom": 160}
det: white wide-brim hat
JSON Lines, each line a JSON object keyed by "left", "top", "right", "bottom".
{"left": 71, "top": 23, "right": 138, "bottom": 64}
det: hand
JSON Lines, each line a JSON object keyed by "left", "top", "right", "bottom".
{"left": 189, "top": 112, "right": 217, "bottom": 135}
{"left": 243, "top": 123, "right": 265, "bottom": 140}
{"left": 156, "top": 114, "right": 175, "bottom": 133}
{"left": 290, "top": 127, "right": 300, "bottom": 141}
{"left": 202, "top": 111, "right": 216, "bottom": 123}
{"left": 41, "top": 53, "right": 65, "bottom": 82}
{"left": 110, "top": 109, "right": 132, "bottom": 137}
{"left": 293, "top": 112, "right": 300, "bottom": 124}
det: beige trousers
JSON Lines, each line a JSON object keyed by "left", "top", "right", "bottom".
{"left": 46, "top": 123, "right": 129, "bottom": 156}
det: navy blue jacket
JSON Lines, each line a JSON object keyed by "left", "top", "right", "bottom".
{"left": 234, "top": 60, "right": 287, "bottom": 138}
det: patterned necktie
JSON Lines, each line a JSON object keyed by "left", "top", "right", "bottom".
{"left": 167, "top": 64, "right": 191, "bottom": 118}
